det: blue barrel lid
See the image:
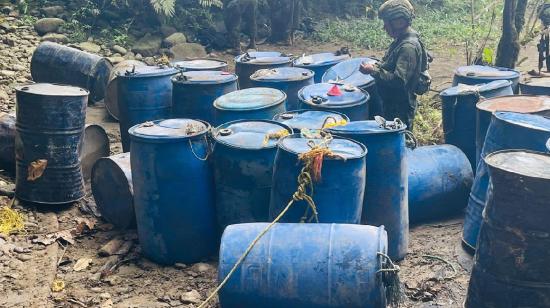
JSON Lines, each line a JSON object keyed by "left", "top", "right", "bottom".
{"left": 440, "top": 80, "right": 512, "bottom": 97}
{"left": 16, "top": 83, "right": 89, "bottom": 96}
{"left": 520, "top": 77, "right": 550, "bottom": 88}
{"left": 321, "top": 57, "right": 377, "bottom": 87}
{"left": 213, "top": 120, "right": 293, "bottom": 149}
{"left": 293, "top": 52, "right": 351, "bottom": 67}
{"left": 172, "top": 70, "right": 237, "bottom": 84}
{"left": 235, "top": 51, "right": 292, "bottom": 65}
{"left": 494, "top": 111, "right": 550, "bottom": 132}
{"left": 478, "top": 95, "right": 550, "bottom": 113}
{"left": 299, "top": 83, "right": 368, "bottom": 108}
{"left": 172, "top": 58, "right": 228, "bottom": 70}
{"left": 273, "top": 109, "right": 350, "bottom": 131}
{"left": 327, "top": 119, "right": 406, "bottom": 135}
{"left": 250, "top": 67, "right": 314, "bottom": 82}
{"left": 214, "top": 88, "right": 286, "bottom": 111}
{"left": 129, "top": 119, "right": 209, "bottom": 140}
{"left": 279, "top": 134, "right": 367, "bottom": 159}
{"left": 116, "top": 65, "right": 178, "bottom": 78}
{"left": 485, "top": 150, "right": 550, "bottom": 179}
{"left": 454, "top": 65, "right": 519, "bottom": 79}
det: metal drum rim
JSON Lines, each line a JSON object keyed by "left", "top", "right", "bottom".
{"left": 171, "top": 72, "right": 238, "bottom": 85}
{"left": 129, "top": 119, "right": 211, "bottom": 142}
{"left": 172, "top": 58, "right": 229, "bottom": 70}
{"left": 15, "top": 83, "right": 90, "bottom": 97}
{"left": 115, "top": 67, "right": 178, "bottom": 78}
{"left": 212, "top": 119, "right": 293, "bottom": 150}
{"left": 454, "top": 65, "right": 520, "bottom": 79}
{"left": 249, "top": 68, "right": 315, "bottom": 82}
{"left": 213, "top": 88, "right": 287, "bottom": 111}
{"left": 278, "top": 133, "right": 368, "bottom": 159}
{"left": 91, "top": 156, "right": 133, "bottom": 209}
{"left": 477, "top": 95, "right": 550, "bottom": 113}
{"left": 493, "top": 111, "right": 550, "bottom": 133}
{"left": 298, "top": 86, "right": 370, "bottom": 108}
{"left": 483, "top": 149, "right": 550, "bottom": 180}
{"left": 326, "top": 120, "right": 407, "bottom": 135}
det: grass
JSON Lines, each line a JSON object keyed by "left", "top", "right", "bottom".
{"left": 414, "top": 94, "right": 443, "bottom": 145}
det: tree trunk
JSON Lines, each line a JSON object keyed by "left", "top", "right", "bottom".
{"left": 495, "top": 0, "right": 527, "bottom": 68}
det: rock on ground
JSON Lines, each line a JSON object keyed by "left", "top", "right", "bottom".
{"left": 162, "top": 32, "right": 186, "bottom": 48}
{"left": 79, "top": 41, "right": 101, "bottom": 53}
{"left": 40, "top": 6, "right": 64, "bottom": 18}
{"left": 40, "top": 33, "right": 68, "bottom": 43}
{"left": 169, "top": 43, "right": 207, "bottom": 60}
{"left": 34, "top": 18, "right": 64, "bottom": 36}
{"left": 111, "top": 44, "right": 127, "bottom": 55}
{"left": 132, "top": 33, "right": 162, "bottom": 57}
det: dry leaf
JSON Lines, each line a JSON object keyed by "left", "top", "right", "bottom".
{"left": 74, "top": 217, "right": 95, "bottom": 235}
{"left": 27, "top": 159, "right": 48, "bottom": 181}
{"left": 73, "top": 258, "right": 93, "bottom": 272}
{"left": 32, "top": 229, "right": 75, "bottom": 246}
{"left": 51, "top": 279, "right": 65, "bottom": 292}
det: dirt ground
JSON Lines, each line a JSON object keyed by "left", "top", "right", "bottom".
{"left": 0, "top": 19, "right": 541, "bottom": 308}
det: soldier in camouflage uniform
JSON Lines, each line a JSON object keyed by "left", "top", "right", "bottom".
{"left": 224, "top": 0, "right": 257, "bottom": 54}
{"left": 360, "top": 0, "right": 424, "bottom": 130}
{"left": 268, "top": 0, "right": 301, "bottom": 45}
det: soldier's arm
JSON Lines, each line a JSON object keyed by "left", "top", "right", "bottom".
{"left": 371, "top": 44, "right": 418, "bottom": 89}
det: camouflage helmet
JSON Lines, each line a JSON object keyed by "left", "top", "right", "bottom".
{"left": 540, "top": 3, "right": 550, "bottom": 26}
{"left": 378, "top": 0, "right": 415, "bottom": 22}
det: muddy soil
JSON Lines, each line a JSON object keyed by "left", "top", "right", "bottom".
{"left": 0, "top": 14, "right": 540, "bottom": 308}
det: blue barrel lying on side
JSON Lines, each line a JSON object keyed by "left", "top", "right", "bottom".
{"left": 235, "top": 51, "right": 292, "bottom": 89}
{"left": 466, "top": 150, "right": 550, "bottom": 308}
{"left": 408, "top": 145, "right": 474, "bottom": 223}
{"left": 172, "top": 58, "right": 228, "bottom": 71}
{"left": 30, "top": 42, "right": 112, "bottom": 103}
{"left": 519, "top": 77, "right": 550, "bottom": 95}
{"left": 219, "top": 223, "right": 389, "bottom": 308}
{"left": 476, "top": 95, "right": 550, "bottom": 167}
{"left": 172, "top": 70, "right": 238, "bottom": 123}
{"left": 250, "top": 67, "right": 314, "bottom": 110}
{"left": 129, "top": 119, "right": 217, "bottom": 264}
{"left": 293, "top": 52, "right": 351, "bottom": 83}
{"left": 327, "top": 119, "right": 408, "bottom": 260}
{"left": 15, "top": 83, "right": 88, "bottom": 204}
{"left": 440, "top": 80, "right": 513, "bottom": 170}
{"left": 117, "top": 65, "right": 178, "bottom": 152}
{"left": 269, "top": 134, "right": 367, "bottom": 224}
{"left": 211, "top": 120, "right": 293, "bottom": 232}
{"left": 273, "top": 109, "right": 349, "bottom": 133}
{"left": 213, "top": 88, "right": 287, "bottom": 126}
{"left": 452, "top": 65, "right": 520, "bottom": 93}
{"left": 299, "top": 83, "right": 369, "bottom": 121}
{"left": 463, "top": 112, "right": 550, "bottom": 251}
{"left": 322, "top": 57, "right": 383, "bottom": 118}
{"left": 91, "top": 153, "right": 134, "bottom": 230}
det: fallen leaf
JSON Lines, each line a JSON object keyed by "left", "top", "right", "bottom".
{"left": 27, "top": 159, "right": 47, "bottom": 181}
{"left": 32, "top": 229, "right": 75, "bottom": 246}
{"left": 73, "top": 258, "right": 93, "bottom": 272}
{"left": 74, "top": 217, "right": 95, "bottom": 235}
{"left": 51, "top": 279, "right": 65, "bottom": 292}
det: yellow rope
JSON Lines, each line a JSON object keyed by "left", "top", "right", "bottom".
{"left": 262, "top": 129, "right": 290, "bottom": 146}
{"left": 0, "top": 198, "right": 23, "bottom": 236}
{"left": 322, "top": 119, "right": 348, "bottom": 129}
{"left": 198, "top": 136, "right": 338, "bottom": 308}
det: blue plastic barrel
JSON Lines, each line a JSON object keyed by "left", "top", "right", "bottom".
{"left": 298, "top": 83, "right": 369, "bottom": 121}
{"left": 105, "top": 60, "right": 147, "bottom": 121}
{"left": 440, "top": 80, "right": 513, "bottom": 170}
{"left": 213, "top": 87, "right": 287, "bottom": 126}
{"left": 269, "top": 134, "right": 367, "bottom": 224}
{"left": 172, "top": 70, "right": 238, "bottom": 123}
{"left": 463, "top": 112, "right": 550, "bottom": 250}
{"left": 15, "top": 83, "right": 88, "bottom": 204}
{"left": 172, "top": 58, "right": 228, "bottom": 71}
{"left": 129, "top": 119, "right": 217, "bottom": 264}
{"left": 327, "top": 120, "right": 408, "bottom": 260}
{"left": 219, "top": 223, "right": 389, "bottom": 308}
{"left": 519, "top": 77, "right": 550, "bottom": 95}
{"left": 293, "top": 52, "right": 351, "bottom": 83}
{"left": 91, "top": 153, "right": 134, "bottom": 230}
{"left": 273, "top": 109, "right": 349, "bottom": 133}
{"left": 30, "top": 42, "right": 112, "bottom": 103}
{"left": 322, "top": 57, "right": 383, "bottom": 118}
{"left": 466, "top": 150, "right": 550, "bottom": 308}
{"left": 250, "top": 67, "right": 314, "bottom": 110}
{"left": 117, "top": 65, "right": 178, "bottom": 152}
{"left": 235, "top": 51, "right": 292, "bottom": 89}
{"left": 408, "top": 145, "right": 473, "bottom": 223}
{"left": 452, "top": 65, "right": 520, "bottom": 93}
{"left": 211, "top": 120, "right": 293, "bottom": 231}
{"left": 476, "top": 95, "right": 550, "bottom": 167}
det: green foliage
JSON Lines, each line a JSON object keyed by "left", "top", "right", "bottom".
{"left": 150, "top": 0, "right": 176, "bottom": 17}
{"left": 482, "top": 47, "right": 495, "bottom": 65}
{"left": 413, "top": 95, "right": 443, "bottom": 145}
{"left": 199, "top": 0, "right": 222, "bottom": 8}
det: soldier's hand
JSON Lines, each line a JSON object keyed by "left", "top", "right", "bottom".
{"left": 359, "top": 62, "right": 375, "bottom": 74}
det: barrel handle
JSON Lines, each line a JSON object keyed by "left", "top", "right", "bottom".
{"left": 377, "top": 252, "right": 401, "bottom": 307}
{"left": 546, "top": 138, "right": 550, "bottom": 153}
{"left": 189, "top": 135, "right": 211, "bottom": 161}
{"left": 405, "top": 130, "right": 418, "bottom": 149}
